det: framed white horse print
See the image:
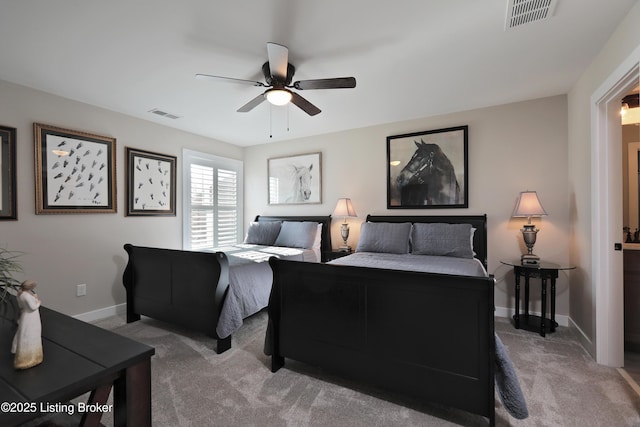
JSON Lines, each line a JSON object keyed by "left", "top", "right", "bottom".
{"left": 268, "top": 152, "right": 322, "bottom": 205}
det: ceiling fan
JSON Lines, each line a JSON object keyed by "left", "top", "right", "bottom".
{"left": 196, "top": 42, "right": 356, "bottom": 116}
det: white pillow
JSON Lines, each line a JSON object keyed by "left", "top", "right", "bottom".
{"left": 312, "top": 223, "right": 323, "bottom": 250}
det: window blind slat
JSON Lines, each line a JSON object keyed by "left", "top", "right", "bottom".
{"left": 184, "top": 152, "right": 242, "bottom": 250}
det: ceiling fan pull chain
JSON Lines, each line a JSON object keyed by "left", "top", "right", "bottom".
{"left": 287, "top": 104, "right": 290, "bottom": 132}
{"left": 269, "top": 104, "right": 273, "bottom": 138}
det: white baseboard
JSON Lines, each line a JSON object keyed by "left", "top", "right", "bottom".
{"left": 569, "top": 317, "right": 595, "bottom": 357}
{"left": 494, "top": 305, "right": 569, "bottom": 327}
{"left": 72, "top": 303, "right": 126, "bottom": 323}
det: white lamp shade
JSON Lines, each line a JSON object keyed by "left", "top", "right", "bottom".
{"left": 265, "top": 89, "right": 292, "bottom": 106}
{"left": 512, "top": 191, "right": 547, "bottom": 218}
{"left": 333, "top": 198, "right": 357, "bottom": 218}
{"left": 622, "top": 106, "right": 640, "bottom": 125}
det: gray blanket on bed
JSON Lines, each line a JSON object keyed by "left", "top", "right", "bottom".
{"left": 214, "top": 244, "right": 316, "bottom": 338}
{"left": 495, "top": 334, "right": 529, "bottom": 419}
{"left": 328, "top": 252, "right": 488, "bottom": 277}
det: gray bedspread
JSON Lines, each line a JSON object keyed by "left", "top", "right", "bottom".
{"left": 495, "top": 334, "right": 529, "bottom": 419}
{"left": 214, "top": 244, "right": 318, "bottom": 338}
{"left": 328, "top": 252, "right": 488, "bottom": 277}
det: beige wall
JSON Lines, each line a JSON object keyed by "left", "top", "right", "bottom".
{"left": 0, "top": 77, "right": 570, "bottom": 322}
{"left": 245, "top": 95, "right": 570, "bottom": 319}
{"left": 567, "top": 2, "right": 640, "bottom": 347}
{"left": 0, "top": 80, "right": 242, "bottom": 317}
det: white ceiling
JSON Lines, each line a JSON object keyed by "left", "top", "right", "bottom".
{"left": 0, "top": 0, "right": 636, "bottom": 146}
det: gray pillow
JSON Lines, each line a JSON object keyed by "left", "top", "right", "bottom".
{"left": 273, "top": 221, "right": 319, "bottom": 249}
{"left": 356, "top": 222, "right": 412, "bottom": 254}
{"left": 244, "top": 221, "right": 282, "bottom": 245}
{"left": 411, "top": 223, "right": 474, "bottom": 258}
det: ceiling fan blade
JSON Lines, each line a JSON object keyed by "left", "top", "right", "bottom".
{"left": 195, "top": 74, "right": 265, "bottom": 87}
{"left": 293, "top": 77, "right": 356, "bottom": 90}
{"left": 266, "top": 42, "right": 289, "bottom": 82}
{"left": 290, "top": 92, "right": 321, "bottom": 116}
{"left": 237, "top": 93, "right": 267, "bottom": 112}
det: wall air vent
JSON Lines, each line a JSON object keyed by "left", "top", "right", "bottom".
{"left": 505, "top": 0, "right": 558, "bottom": 30}
{"left": 148, "top": 108, "right": 180, "bottom": 120}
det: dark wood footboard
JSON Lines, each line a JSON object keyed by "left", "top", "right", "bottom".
{"left": 268, "top": 258, "right": 496, "bottom": 426}
{"left": 123, "top": 244, "right": 231, "bottom": 353}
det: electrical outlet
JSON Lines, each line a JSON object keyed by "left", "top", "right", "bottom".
{"left": 76, "top": 283, "right": 86, "bottom": 297}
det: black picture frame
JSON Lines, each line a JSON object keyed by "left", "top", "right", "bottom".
{"left": 0, "top": 125, "right": 17, "bottom": 220}
{"left": 387, "top": 125, "right": 468, "bottom": 209}
{"left": 126, "top": 147, "right": 176, "bottom": 216}
{"left": 34, "top": 123, "right": 117, "bottom": 214}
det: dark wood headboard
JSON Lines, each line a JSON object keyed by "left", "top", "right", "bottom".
{"left": 255, "top": 215, "right": 332, "bottom": 261}
{"left": 366, "top": 214, "right": 488, "bottom": 269}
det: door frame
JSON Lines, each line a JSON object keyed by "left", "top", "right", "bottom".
{"left": 591, "top": 46, "right": 640, "bottom": 367}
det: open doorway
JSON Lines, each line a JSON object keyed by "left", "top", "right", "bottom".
{"left": 592, "top": 50, "right": 639, "bottom": 367}
{"left": 622, "top": 88, "right": 640, "bottom": 383}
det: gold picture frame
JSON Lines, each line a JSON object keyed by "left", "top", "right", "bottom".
{"left": 34, "top": 123, "right": 117, "bottom": 214}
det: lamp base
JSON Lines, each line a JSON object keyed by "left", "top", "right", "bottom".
{"left": 521, "top": 253, "right": 540, "bottom": 265}
{"left": 339, "top": 223, "right": 351, "bottom": 253}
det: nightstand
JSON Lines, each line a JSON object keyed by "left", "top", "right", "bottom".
{"left": 501, "top": 259, "right": 574, "bottom": 337}
{"left": 323, "top": 250, "right": 352, "bottom": 262}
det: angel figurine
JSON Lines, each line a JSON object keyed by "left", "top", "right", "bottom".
{"left": 11, "top": 280, "right": 43, "bottom": 369}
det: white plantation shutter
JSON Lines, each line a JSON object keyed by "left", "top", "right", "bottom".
{"left": 189, "top": 164, "right": 215, "bottom": 250}
{"left": 183, "top": 149, "right": 243, "bottom": 250}
{"left": 216, "top": 168, "right": 238, "bottom": 247}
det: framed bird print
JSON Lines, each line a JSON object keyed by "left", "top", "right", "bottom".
{"left": 125, "top": 147, "right": 176, "bottom": 216}
{"left": 34, "top": 123, "right": 117, "bottom": 214}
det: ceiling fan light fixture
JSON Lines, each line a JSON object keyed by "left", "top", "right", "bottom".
{"left": 198, "top": 42, "right": 355, "bottom": 116}
{"left": 265, "top": 88, "right": 292, "bottom": 106}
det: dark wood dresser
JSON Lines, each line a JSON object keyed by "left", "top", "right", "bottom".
{"left": 0, "top": 305, "right": 154, "bottom": 426}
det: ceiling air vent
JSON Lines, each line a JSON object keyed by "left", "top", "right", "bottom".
{"left": 148, "top": 108, "right": 180, "bottom": 120}
{"left": 505, "top": 0, "right": 558, "bottom": 30}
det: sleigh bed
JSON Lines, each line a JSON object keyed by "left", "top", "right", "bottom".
{"left": 122, "top": 215, "right": 331, "bottom": 353}
{"left": 267, "top": 215, "right": 503, "bottom": 425}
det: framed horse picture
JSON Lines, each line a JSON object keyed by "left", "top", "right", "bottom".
{"left": 268, "top": 152, "right": 321, "bottom": 205}
{"left": 387, "top": 126, "right": 468, "bottom": 209}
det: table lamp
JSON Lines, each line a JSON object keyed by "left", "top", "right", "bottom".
{"left": 333, "top": 198, "right": 357, "bottom": 252}
{"left": 512, "top": 190, "right": 547, "bottom": 265}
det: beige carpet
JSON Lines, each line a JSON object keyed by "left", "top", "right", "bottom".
{"left": 86, "top": 312, "right": 640, "bottom": 427}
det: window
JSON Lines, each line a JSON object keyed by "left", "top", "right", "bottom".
{"left": 183, "top": 149, "right": 243, "bottom": 250}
